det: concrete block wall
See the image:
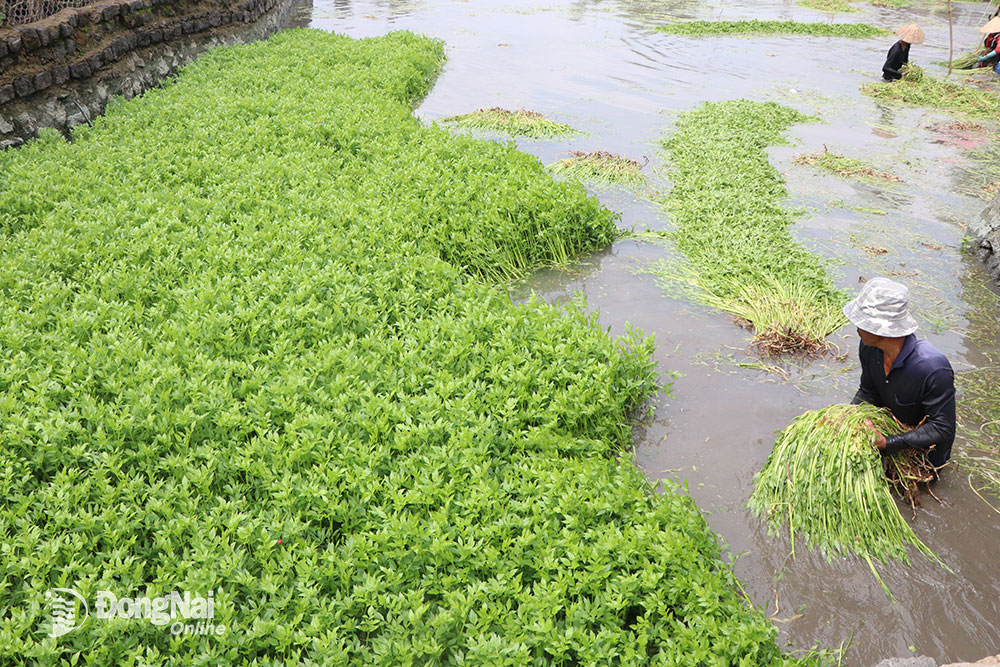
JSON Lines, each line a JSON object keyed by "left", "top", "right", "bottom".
{"left": 0, "top": 0, "right": 301, "bottom": 147}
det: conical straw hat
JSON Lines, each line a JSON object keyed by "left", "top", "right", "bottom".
{"left": 896, "top": 24, "right": 925, "bottom": 44}
{"left": 980, "top": 16, "right": 1000, "bottom": 33}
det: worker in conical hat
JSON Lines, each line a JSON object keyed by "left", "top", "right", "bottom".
{"left": 977, "top": 16, "right": 1000, "bottom": 71}
{"left": 882, "top": 24, "right": 924, "bottom": 81}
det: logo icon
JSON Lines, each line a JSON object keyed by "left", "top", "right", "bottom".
{"left": 45, "top": 588, "right": 89, "bottom": 638}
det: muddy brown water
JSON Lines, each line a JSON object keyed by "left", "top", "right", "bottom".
{"left": 287, "top": 0, "right": 1000, "bottom": 663}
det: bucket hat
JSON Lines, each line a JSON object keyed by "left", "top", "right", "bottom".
{"left": 843, "top": 277, "right": 918, "bottom": 337}
{"left": 980, "top": 16, "right": 1000, "bottom": 33}
{"left": 896, "top": 24, "right": 925, "bottom": 44}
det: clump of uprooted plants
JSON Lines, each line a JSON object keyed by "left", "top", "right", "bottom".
{"left": 862, "top": 63, "right": 1000, "bottom": 118}
{"left": 749, "top": 404, "right": 949, "bottom": 595}
{"left": 440, "top": 106, "right": 579, "bottom": 138}
{"left": 656, "top": 19, "right": 889, "bottom": 37}
{"left": 548, "top": 150, "right": 648, "bottom": 187}
{"left": 646, "top": 100, "right": 846, "bottom": 356}
{"left": 794, "top": 147, "right": 901, "bottom": 183}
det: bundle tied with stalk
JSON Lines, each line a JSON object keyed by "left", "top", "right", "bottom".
{"left": 748, "top": 404, "right": 948, "bottom": 592}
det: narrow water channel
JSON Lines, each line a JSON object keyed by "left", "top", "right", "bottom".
{"left": 286, "top": 0, "right": 1000, "bottom": 662}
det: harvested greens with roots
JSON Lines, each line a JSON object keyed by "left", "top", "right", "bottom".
{"left": 646, "top": 100, "right": 846, "bottom": 355}
{"left": 548, "top": 150, "right": 647, "bottom": 187}
{"left": 794, "top": 148, "right": 901, "bottom": 182}
{"left": 440, "top": 107, "right": 579, "bottom": 138}
{"left": 934, "top": 50, "right": 981, "bottom": 70}
{"left": 749, "top": 404, "right": 948, "bottom": 593}
{"left": 861, "top": 64, "right": 1000, "bottom": 118}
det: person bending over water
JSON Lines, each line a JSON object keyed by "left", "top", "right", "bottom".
{"left": 882, "top": 24, "right": 924, "bottom": 81}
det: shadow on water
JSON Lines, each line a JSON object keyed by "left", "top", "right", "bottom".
{"left": 285, "top": 0, "right": 1000, "bottom": 662}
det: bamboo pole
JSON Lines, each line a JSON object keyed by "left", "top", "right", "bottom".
{"left": 948, "top": 0, "right": 954, "bottom": 76}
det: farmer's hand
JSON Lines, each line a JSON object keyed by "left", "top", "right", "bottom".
{"left": 864, "top": 419, "right": 887, "bottom": 450}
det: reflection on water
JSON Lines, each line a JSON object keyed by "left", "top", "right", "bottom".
{"left": 283, "top": 0, "right": 1000, "bottom": 662}
{"left": 284, "top": 0, "right": 315, "bottom": 29}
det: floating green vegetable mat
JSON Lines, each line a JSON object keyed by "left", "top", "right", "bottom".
{"left": 646, "top": 100, "right": 846, "bottom": 355}
{"left": 656, "top": 20, "right": 890, "bottom": 37}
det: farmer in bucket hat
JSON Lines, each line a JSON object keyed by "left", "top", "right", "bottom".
{"left": 844, "top": 277, "right": 956, "bottom": 470}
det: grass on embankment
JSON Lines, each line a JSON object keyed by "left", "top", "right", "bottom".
{"left": 646, "top": 100, "right": 847, "bottom": 355}
{"left": 440, "top": 107, "right": 579, "bottom": 139}
{"left": 656, "top": 20, "right": 890, "bottom": 37}
{"left": 0, "top": 29, "right": 809, "bottom": 665}
{"left": 862, "top": 64, "right": 1000, "bottom": 118}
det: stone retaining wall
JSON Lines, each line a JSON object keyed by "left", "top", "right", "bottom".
{"left": 0, "top": 0, "right": 304, "bottom": 147}
{"left": 972, "top": 190, "right": 1000, "bottom": 287}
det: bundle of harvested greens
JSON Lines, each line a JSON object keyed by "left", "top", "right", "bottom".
{"left": 748, "top": 404, "right": 947, "bottom": 590}
{"left": 794, "top": 148, "right": 901, "bottom": 183}
{"left": 861, "top": 64, "right": 1000, "bottom": 118}
{"left": 901, "top": 62, "right": 924, "bottom": 82}
{"left": 933, "top": 51, "right": 981, "bottom": 70}
{"left": 440, "top": 107, "right": 579, "bottom": 139}
{"left": 548, "top": 150, "right": 647, "bottom": 187}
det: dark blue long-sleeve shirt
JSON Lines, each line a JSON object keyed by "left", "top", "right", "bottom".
{"left": 882, "top": 40, "right": 910, "bottom": 80}
{"left": 851, "top": 334, "right": 956, "bottom": 468}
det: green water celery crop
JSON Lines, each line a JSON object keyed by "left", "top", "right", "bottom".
{"left": 0, "top": 29, "right": 806, "bottom": 665}
{"left": 861, "top": 64, "right": 1000, "bottom": 118}
{"left": 441, "top": 106, "right": 579, "bottom": 139}
{"left": 656, "top": 20, "right": 890, "bottom": 37}
{"left": 548, "top": 150, "right": 648, "bottom": 187}
{"left": 648, "top": 100, "right": 847, "bottom": 354}
{"left": 748, "top": 405, "right": 945, "bottom": 589}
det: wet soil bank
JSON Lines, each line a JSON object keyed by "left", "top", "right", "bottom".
{"left": 972, "top": 191, "right": 1000, "bottom": 286}
{"left": 0, "top": 0, "right": 309, "bottom": 147}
